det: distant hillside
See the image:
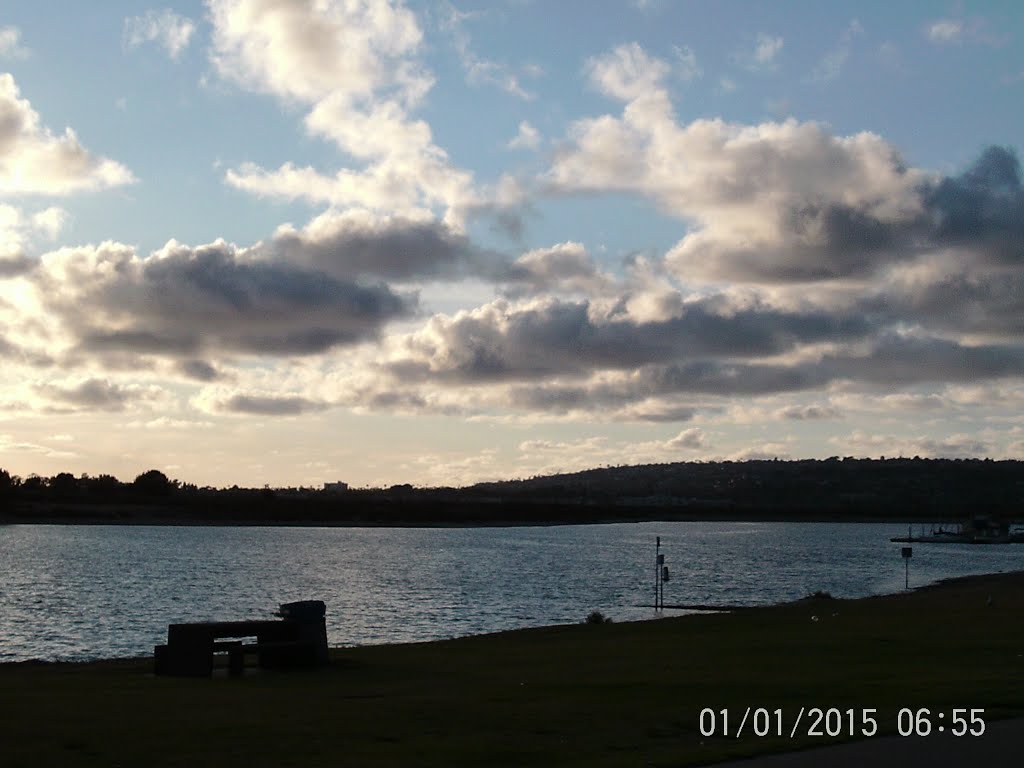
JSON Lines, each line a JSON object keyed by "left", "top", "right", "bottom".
{"left": 3, "top": 458, "right": 1023, "bottom": 524}
{"left": 460, "top": 457, "right": 1024, "bottom": 519}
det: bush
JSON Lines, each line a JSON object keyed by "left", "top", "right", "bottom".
{"left": 584, "top": 610, "right": 612, "bottom": 624}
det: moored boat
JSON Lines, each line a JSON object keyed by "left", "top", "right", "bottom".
{"left": 891, "top": 515, "right": 1024, "bottom": 544}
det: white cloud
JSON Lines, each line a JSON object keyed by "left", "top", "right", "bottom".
{"left": 442, "top": 6, "right": 534, "bottom": 101}
{"left": 0, "top": 74, "right": 134, "bottom": 195}
{"left": 811, "top": 20, "right": 863, "bottom": 82}
{"left": 30, "top": 207, "right": 68, "bottom": 240}
{"left": 0, "top": 26, "right": 29, "bottom": 59}
{"left": 549, "top": 82, "right": 925, "bottom": 283}
{"left": 124, "top": 9, "right": 196, "bottom": 59}
{"left": 924, "top": 17, "right": 1001, "bottom": 47}
{"left": 504, "top": 241, "right": 611, "bottom": 297}
{"left": 673, "top": 45, "right": 702, "bottom": 81}
{"left": 666, "top": 427, "right": 707, "bottom": 449}
{"left": 209, "top": 0, "right": 425, "bottom": 105}
{"left": 210, "top": 0, "right": 480, "bottom": 226}
{"left": 508, "top": 120, "right": 540, "bottom": 150}
{"left": 586, "top": 42, "right": 670, "bottom": 101}
{"left": 726, "top": 442, "right": 792, "bottom": 461}
{"left": 832, "top": 430, "right": 992, "bottom": 459}
{"left": 926, "top": 19, "right": 963, "bottom": 44}
{"left": 1, "top": 204, "right": 68, "bottom": 260}
{"left": 746, "top": 33, "right": 783, "bottom": 71}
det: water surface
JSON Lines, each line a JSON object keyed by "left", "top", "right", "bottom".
{"left": 3, "top": 522, "right": 1023, "bottom": 662}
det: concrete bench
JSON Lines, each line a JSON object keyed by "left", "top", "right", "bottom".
{"left": 154, "top": 601, "right": 329, "bottom": 677}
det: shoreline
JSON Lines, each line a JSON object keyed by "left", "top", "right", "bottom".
{"left": 0, "top": 511, "right": 974, "bottom": 527}
{"left": 5, "top": 568, "right": 1020, "bottom": 669}
{"left": 2, "top": 569, "right": 1022, "bottom": 766}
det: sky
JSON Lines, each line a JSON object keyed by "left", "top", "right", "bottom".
{"left": 1, "top": 1, "right": 1023, "bottom": 489}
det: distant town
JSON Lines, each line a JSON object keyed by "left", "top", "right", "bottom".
{"left": 2, "top": 457, "right": 1023, "bottom": 526}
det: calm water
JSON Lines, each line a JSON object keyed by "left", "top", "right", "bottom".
{"left": 3, "top": 522, "right": 1024, "bottom": 662}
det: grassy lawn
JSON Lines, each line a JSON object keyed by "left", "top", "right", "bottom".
{"left": 2, "top": 572, "right": 1023, "bottom": 767}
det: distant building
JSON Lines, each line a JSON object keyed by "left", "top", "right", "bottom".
{"left": 323, "top": 481, "right": 349, "bottom": 493}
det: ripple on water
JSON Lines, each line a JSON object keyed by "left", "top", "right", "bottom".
{"left": 2, "top": 521, "right": 1023, "bottom": 661}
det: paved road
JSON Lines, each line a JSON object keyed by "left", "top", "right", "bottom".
{"left": 709, "top": 717, "right": 1024, "bottom": 767}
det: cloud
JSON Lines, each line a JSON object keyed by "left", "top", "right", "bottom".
{"left": 586, "top": 42, "right": 670, "bottom": 101}
{"left": 776, "top": 404, "right": 841, "bottom": 420}
{"left": 666, "top": 427, "right": 707, "bottom": 449}
{"left": 36, "top": 378, "right": 161, "bottom": 412}
{"left": 32, "top": 236, "right": 414, "bottom": 361}
{"left": 209, "top": 0, "right": 484, "bottom": 225}
{"left": 1, "top": 203, "right": 66, "bottom": 260}
{"left": 810, "top": 20, "right": 863, "bottom": 82}
{"left": 924, "top": 17, "right": 1002, "bottom": 47}
{"left": 0, "top": 74, "right": 135, "bottom": 195}
{"left": 208, "top": 0, "right": 424, "bottom": 104}
{"left": 269, "top": 208, "right": 491, "bottom": 283}
{"left": 549, "top": 91, "right": 926, "bottom": 282}
{"left": 926, "top": 19, "right": 963, "bottom": 44}
{"left": 0, "top": 254, "right": 34, "bottom": 277}
{"left": 745, "top": 33, "right": 783, "bottom": 71}
{"left": 177, "top": 359, "right": 221, "bottom": 382}
{"left": 442, "top": 4, "right": 534, "bottom": 100}
{"left": 508, "top": 120, "right": 540, "bottom": 150}
{"left": 500, "top": 242, "right": 611, "bottom": 297}
{"left": 672, "top": 46, "right": 702, "bottom": 81}
{"left": 727, "top": 442, "right": 792, "bottom": 461}
{"left": 218, "top": 393, "right": 328, "bottom": 416}
{"left": 834, "top": 430, "right": 991, "bottom": 459}
{"left": 549, "top": 53, "right": 1024, "bottom": 290}
{"left": 923, "top": 146, "right": 1023, "bottom": 264}
{"left": 0, "top": 26, "right": 29, "bottom": 59}
{"left": 124, "top": 9, "right": 196, "bottom": 59}
{"left": 385, "top": 293, "right": 870, "bottom": 385}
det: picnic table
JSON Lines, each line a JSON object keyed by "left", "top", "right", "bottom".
{"left": 154, "top": 600, "right": 329, "bottom": 677}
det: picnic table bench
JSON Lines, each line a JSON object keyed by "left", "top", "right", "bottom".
{"left": 154, "top": 600, "right": 329, "bottom": 677}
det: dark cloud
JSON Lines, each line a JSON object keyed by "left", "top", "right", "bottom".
{"left": 0, "top": 334, "right": 52, "bottom": 366}
{"left": 821, "top": 335, "right": 1024, "bottom": 386}
{"left": 37, "top": 378, "right": 137, "bottom": 411}
{"left": 220, "top": 393, "right": 327, "bottom": 416}
{"left": 389, "top": 296, "right": 871, "bottom": 383}
{"left": 0, "top": 254, "right": 34, "bottom": 277}
{"left": 926, "top": 145, "right": 1024, "bottom": 263}
{"left": 506, "top": 359, "right": 826, "bottom": 415}
{"left": 778, "top": 404, "right": 841, "bottom": 420}
{"left": 81, "top": 329, "right": 201, "bottom": 356}
{"left": 177, "top": 359, "right": 220, "bottom": 382}
{"left": 493, "top": 332, "right": 1024, "bottom": 417}
{"left": 870, "top": 271, "right": 1024, "bottom": 339}
{"left": 271, "top": 213, "right": 499, "bottom": 282}
{"left": 666, "top": 145, "right": 1023, "bottom": 285}
{"left": 36, "top": 241, "right": 414, "bottom": 360}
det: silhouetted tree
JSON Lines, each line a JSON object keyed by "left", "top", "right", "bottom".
{"left": 133, "top": 469, "right": 174, "bottom": 497}
{"left": 49, "top": 472, "right": 79, "bottom": 498}
{"left": 0, "top": 468, "right": 13, "bottom": 500}
{"left": 83, "top": 474, "right": 123, "bottom": 498}
{"left": 21, "top": 475, "right": 45, "bottom": 494}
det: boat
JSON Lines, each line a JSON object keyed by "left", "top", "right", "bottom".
{"left": 891, "top": 515, "right": 1024, "bottom": 544}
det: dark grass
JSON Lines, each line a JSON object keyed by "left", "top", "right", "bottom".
{"left": 2, "top": 572, "right": 1023, "bottom": 766}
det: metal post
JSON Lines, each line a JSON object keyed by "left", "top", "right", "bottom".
{"left": 655, "top": 536, "right": 661, "bottom": 610}
{"left": 901, "top": 546, "right": 912, "bottom": 590}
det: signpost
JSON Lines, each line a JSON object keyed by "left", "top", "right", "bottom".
{"left": 901, "top": 546, "right": 912, "bottom": 590}
{"left": 655, "top": 537, "right": 668, "bottom": 610}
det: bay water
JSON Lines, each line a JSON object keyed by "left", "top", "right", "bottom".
{"left": 3, "top": 521, "right": 1023, "bottom": 662}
